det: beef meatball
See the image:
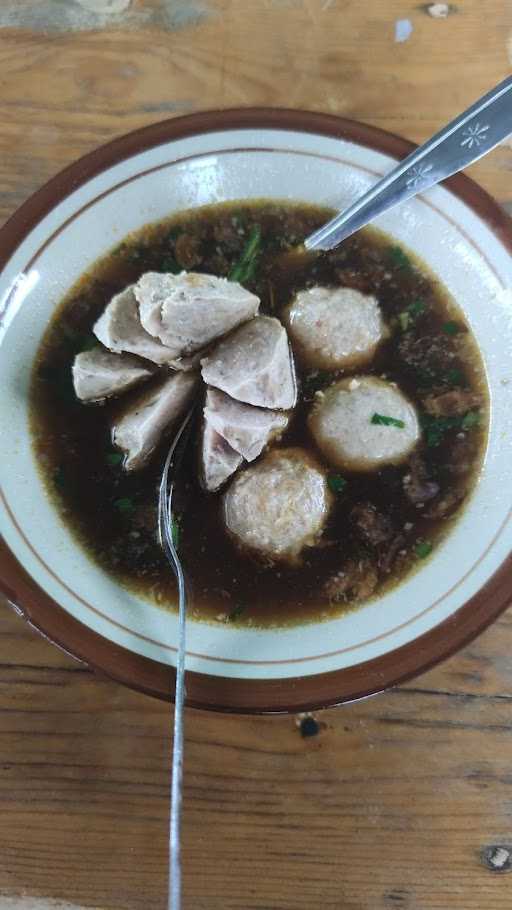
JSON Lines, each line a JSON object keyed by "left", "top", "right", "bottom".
{"left": 308, "top": 376, "right": 420, "bottom": 472}
{"left": 223, "top": 448, "right": 332, "bottom": 562}
{"left": 284, "top": 286, "right": 386, "bottom": 370}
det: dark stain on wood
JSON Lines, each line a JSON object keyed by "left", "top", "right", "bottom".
{"left": 481, "top": 845, "right": 512, "bottom": 874}
{"left": 299, "top": 716, "right": 320, "bottom": 738}
{"left": 384, "top": 891, "right": 411, "bottom": 905}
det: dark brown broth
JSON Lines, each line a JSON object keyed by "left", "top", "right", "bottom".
{"left": 30, "top": 201, "right": 488, "bottom": 627}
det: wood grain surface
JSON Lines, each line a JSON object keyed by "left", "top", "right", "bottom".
{"left": 1, "top": 2, "right": 511, "bottom": 908}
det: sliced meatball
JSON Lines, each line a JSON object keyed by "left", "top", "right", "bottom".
{"left": 201, "top": 316, "right": 297, "bottom": 409}
{"left": 309, "top": 376, "right": 420, "bottom": 472}
{"left": 94, "top": 286, "right": 178, "bottom": 366}
{"left": 134, "top": 271, "right": 259, "bottom": 355}
{"left": 200, "top": 420, "right": 243, "bottom": 492}
{"left": 72, "top": 348, "right": 153, "bottom": 403}
{"left": 112, "top": 372, "right": 198, "bottom": 471}
{"left": 204, "top": 388, "right": 289, "bottom": 462}
{"left": 223, "top": 448, "right": 332, "bottom": 563}
{"left": 284, "top": 286, "right": 386, "bottom": 370}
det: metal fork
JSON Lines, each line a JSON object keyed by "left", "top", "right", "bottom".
{"left": 305, "top": 75, "right": 512, "bottom": 251}
{"left": 158, "top": 408, "right": 195, "bottom": 910}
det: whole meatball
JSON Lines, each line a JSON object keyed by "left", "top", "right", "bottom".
{"left": 309, "top": 376, "right": 420, "bottom": 472}
{"left": 223, "top": 448, "right": 332, "bottom": 563}
{"left": 284, "top": 286, "right": 386, "bottom": 370}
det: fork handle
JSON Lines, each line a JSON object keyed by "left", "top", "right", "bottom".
{"left": 305, "top": 76, "right": 512, "bottom": 251}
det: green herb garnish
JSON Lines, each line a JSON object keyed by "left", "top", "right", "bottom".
{"left": 420, "top": 413, "right": 458, "bottom": 447}
{"left": 171, "top": 517, "right": 180, "bottom": 549}
{"left": 53, "top": 466, "right": 65, "bottom": 489}
{"left": 420, "top": 409, "right": 481, "bottom": 447}
{"left": 228, "top": 604, "right": 246, "bottom": 622}
{"left": 106, "top": 452, "right": 123, "bottom": 467}
{"left": 77, "top": 335, "right": 98, "bottom": 353}
{"left": 166, "top": 228, "right": 181, "bottom": 244}
{"left": 302, "top": 370, "right": 330, "bottom": 397}
{"left": 409, "top": 299, "right": 425, "bottom": 317}
{"left": 398, "top": 299, "right": 426, "bottom": 332}
{"left": 461, "top": 409, "right": 480, "bottom": 430}
{"left": 328, "top": 474, "right": 347, "bottom": 494}
{"left": 398, "top": 311, "right": 410, "bottom": 332}
{"left": 159, "top": 254, "right": 180, "bottom": 274}
{"left": 442, "top": 321, "right": 462, "bottom": 336}
{"left": 114, "top": 497, "right": 134, "bottom": 514}
{"left": 371, "top": 413, "right": 405, "bottom": 428}
{"left": 228, "top": 225, "right": 262, "bottom": 284}
{"left": 446, "top": 368, "right": 463, "bottom": 386}
{"left": 415, "top": 540, "right": 433, "bottom": 559}
{"left": 389, "top": 245, "right": 412, "bottom": 271}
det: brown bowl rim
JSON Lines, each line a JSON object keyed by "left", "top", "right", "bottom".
{"left": 1, "top": 107, "right": 511, "bottom": 713}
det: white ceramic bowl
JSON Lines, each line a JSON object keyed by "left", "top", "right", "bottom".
{"left": 1, "top": 110, "right": 512, "bottom": 712}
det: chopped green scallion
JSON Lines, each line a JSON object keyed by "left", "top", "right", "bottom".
{"left": 114, "top": 497, "right": 134, "bottom": 514}
{"left": 389, "top": 245, "right": 412, "bottom": 270}
{"left": 397, "top": 299, "right": 426, "bottom": 332}
{"left": 302, "top": 370, "right": 330, "bottom": 397}
{"left": 328, "top": 474, "right": 347, "bottom": 494}
{"left": 415, "top": 541, "right": 433, "bottom": 559}
{"left": 106, "top": 452, "right": 123, "bottom": 467}
{"left": 171, "top": 517, "right": 181, "bottom": 549}
{"left": 442, "top": 321, "right": 462, "bottom": 336}
{"left": 446, "top": 368, "right": 463, "bottom": 386}
{"left": 420, "top": 409, "right": 481, "bottom": 447}
{"left": 228, "top": 225, "right": 262, "bottom": 284}
{"left": 371, "top": 413, "right": 405, "bottom": 428}
{"left": 159, "top": 254, "right": 180, "bottom": 274}
{"left": 53, "top": 467, "right": 65, "bottom": 489}
{"left": 228, "top": 604, "right": 246, "bottom": 622}
{"left": 461, "top": 410, "right": 480, "bottom": 430}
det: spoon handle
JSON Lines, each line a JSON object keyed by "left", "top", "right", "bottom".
{"left": 158, "top": 409, "right": 195, "bottom": 910}
{"left": 305, "top": 76, "right": 512, "bottom": 251}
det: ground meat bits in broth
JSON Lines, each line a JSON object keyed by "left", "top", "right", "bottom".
{"left": 30, "top": 201, "right": 488, "bottom": 628}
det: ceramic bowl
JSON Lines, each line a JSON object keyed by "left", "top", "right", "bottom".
{"left": 1, "top": 109, "right": 512, "bottom": 713}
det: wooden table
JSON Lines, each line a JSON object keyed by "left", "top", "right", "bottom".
{"left": 1, "top": 2, "right": 511, "bottom": 908}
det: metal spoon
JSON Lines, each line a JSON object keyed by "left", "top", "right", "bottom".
{"left": 304, "top": 75, "right": 512, "bottom": 252}
{"left": 158, "top": 408, "right": 195, "bottom": 910}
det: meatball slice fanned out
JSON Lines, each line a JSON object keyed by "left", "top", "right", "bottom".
{"left": 223, "top": 448, "right": 332, "bottom": 563}
{"left": 204, "top": 388, "right": 289, "bottom": 463}
{"left": 72, "top": 349, "right": 154, "bottom": 403}
{"left": 309, "top": 376, "right": 420, "bottom": 472}
{"left": 135, "top": 271, "right": 259, "bottom": 355}
{"left": 200, "top": 419, "right": 243, "bottom": 493}
{"left": 93, "top": 286, "right": 179, "bottom": 366}
{"left": 201, "top": 316, "right": 297, "bottom": 410}
{"left": 284, "top": 286, "right": 387, "bottom": 371}
{"left": 112, "top": 371, "right": 198, "bottom": 471}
